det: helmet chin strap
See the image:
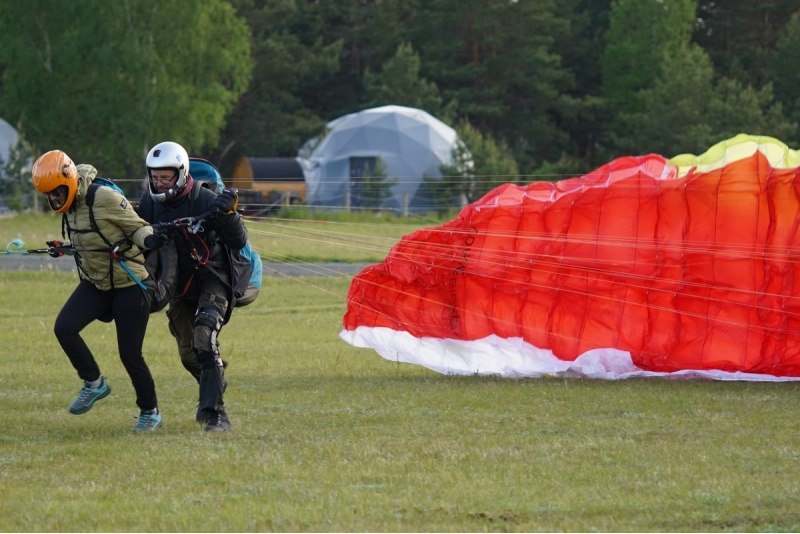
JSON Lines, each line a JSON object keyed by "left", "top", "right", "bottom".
{"left": 150, "top": 176, "right": 193, "bottom": 204}
{"left": 150, "top": 179, "right": 177, "bottom": 202}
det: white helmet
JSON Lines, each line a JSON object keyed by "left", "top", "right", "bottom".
{"left": 146, "top": 141, "right": 190, "bottom": 203}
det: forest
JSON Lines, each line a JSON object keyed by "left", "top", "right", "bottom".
{"left": 1, "top": 0, "right": 800, "bottom": 206}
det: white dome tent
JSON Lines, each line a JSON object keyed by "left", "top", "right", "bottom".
{"left": 300, "top": 105, "right": 464, "bottom": 213}
{"left": 0, "top": 117, "right": 19, "bottom": 172}
{"left": 0, "top": 118, "right": 20, "bottom": 214}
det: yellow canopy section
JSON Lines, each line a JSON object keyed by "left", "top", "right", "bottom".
{"left": 668, "top": 133, "right": 800, "bottom": 176}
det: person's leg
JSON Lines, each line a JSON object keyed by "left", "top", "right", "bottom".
{"left": 54, "top": 280, "right": 113, "bottom": 414}
{"left": 167, "top": 298, "right": 202, "bottom": 382}
{"left": 193, "top": 278, "right": 231, "bottom": 430}
{"left": 113, "top": 285, "right": 157, "bottom": 412}
{"left": 54, "top": 280, "right": 109, "bottom": 382}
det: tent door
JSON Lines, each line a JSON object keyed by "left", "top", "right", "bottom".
{"left": 349, "top": 157, "right": 377, "bottom": 208}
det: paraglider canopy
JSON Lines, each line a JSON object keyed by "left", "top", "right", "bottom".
{"left": 341, "top": 134, "right": 800, "bottom": 382}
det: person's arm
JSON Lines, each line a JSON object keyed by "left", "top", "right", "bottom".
{"left": 214, "top": 209, "right": 249, "bottom": 250}
{"left": 202, "top": 188, "right": 249, "bottom": 250}
{"left": 93, "top": 186, "right": 155, "bottom": 249}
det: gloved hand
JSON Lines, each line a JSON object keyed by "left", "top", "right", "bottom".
{"left": 46, "top": 240, "right": 64, "bottom": 258}
{"left": 144, "top": 232, "right": 168, "bottom": 250}
{"left": 213, "top": 188, "right": 239, "bottom": 214}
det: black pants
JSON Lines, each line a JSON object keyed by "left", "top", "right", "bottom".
{"left": 54, "top": 280, "right": 157, "bottom": 411}
{"left": 167, "top": 274, "right": 230, "bottom": 381}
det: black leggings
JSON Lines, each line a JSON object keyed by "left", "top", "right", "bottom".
{"left": 54, "top": 280, "right": 157, "bottom": 411}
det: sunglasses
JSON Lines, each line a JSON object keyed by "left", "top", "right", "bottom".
{"left": 151, "top": 171, "right": 177, "bottom": 184}
{"left": 46, "top": 187, "right": 66, "bottom": 199}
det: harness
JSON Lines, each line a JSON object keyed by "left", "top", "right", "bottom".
{"left": 145, "top": 181, "right": 216, "bottom": 298}
{"left": 141, "top": 182, "right": 253, "bottom": 317}
{"left": 61, "top": 181, "right": 146, "bottom": 290}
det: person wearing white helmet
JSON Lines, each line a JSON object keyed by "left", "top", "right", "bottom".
{"left": 31, "top": 149, "right": 167, "bottom": 432}
{"left": 137, "top": 141, "right": 251, "bottom": 432}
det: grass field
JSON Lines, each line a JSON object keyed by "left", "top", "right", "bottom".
{"left": 2, "top": 214, "right": 800, "bottom": 531}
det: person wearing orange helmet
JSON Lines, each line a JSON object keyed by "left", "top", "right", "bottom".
{"left": 31, "top": 149, "right": 168, "bottom": 431}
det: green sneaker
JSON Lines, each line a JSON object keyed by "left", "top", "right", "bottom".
{"left": 132, "top": 409, "right": 162, "bottom": 432}
{"left": 69, "top": 377, "right": 111, "bottom": 414}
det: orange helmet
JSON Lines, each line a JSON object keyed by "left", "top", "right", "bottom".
{"left": 31, "top": 150, "right": 79, "bottom": 213}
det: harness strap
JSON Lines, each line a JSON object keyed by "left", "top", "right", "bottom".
{"left": 64, "top": 182, "right": 146, "bottom": 290}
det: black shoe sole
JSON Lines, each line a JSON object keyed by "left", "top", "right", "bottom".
{"left": 204, "top": 424, "right": 231, "bottom": 432}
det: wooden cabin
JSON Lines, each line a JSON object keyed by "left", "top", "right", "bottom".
{"left": 229, "top": 157, "right": 307, "bottom": 215}
{"left": 231, "top": 157, "right": 306, "bottom": 201}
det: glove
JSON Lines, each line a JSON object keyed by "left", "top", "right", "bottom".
{"left": 144, "top": 232, "right": 168, "bottom": 250}
{"left": 213, "top": 188, "right": 239, "bottom": 214}
{"left": 46, "top": 240, "right": 64, "bottom": 258}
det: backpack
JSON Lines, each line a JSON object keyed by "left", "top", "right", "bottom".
{"left": 140, "top": 241, "right": 179, "bottom": 313}
{"left": 234, "top": 241, "right": 262, "bottom": 307}
{"left": 189, "top": 158, "right": 262, "bottom": 307}
{"left": 229, "top": 245, "right": 255, "bottom": 305}
{"left": 80, "top": 177, "right": 178, "bottom": 313}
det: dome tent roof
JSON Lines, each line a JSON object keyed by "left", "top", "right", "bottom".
{"left": 302, "top": 105, "right": 462, "bottom": 212}
{"left": 0, "top": 117, "right": 19, "bottom": 167}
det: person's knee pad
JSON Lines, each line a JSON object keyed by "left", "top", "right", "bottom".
{"left": 193, "top": 306, "right": 223, "bottom": 355}
{"left": 196, "top": 350, "right": 225, "bottom": 370}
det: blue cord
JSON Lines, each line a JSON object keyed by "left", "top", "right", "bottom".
{"left": 119, "top": 259, "right": 148, "bottom": 291}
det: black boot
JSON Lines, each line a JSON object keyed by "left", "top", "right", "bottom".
{"left": 197, "top": 364, "right": 229, "bottom": 430}
{"left": 197, "top": 365, "right": 226, "bottom": 411}
{"left": 204, "top": 407, "right": 231, "bottom": 432}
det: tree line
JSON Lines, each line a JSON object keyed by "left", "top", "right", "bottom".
{"left": 1, "top": 0, "right": 800, "bottom": 208}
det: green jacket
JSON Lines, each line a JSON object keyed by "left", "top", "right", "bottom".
{"left": 62, "top": 164, "right": 155, "bottom": 291}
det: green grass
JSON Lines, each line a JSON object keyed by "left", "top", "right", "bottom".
{"left": 2, "top": 213, "right": 800, "bottom": 531}
{"left": 244, "top": 215, "right": 417, "bottom": 264}
{"left": 0, "top": 212, "right": 63, "bottom": 250}
{"left": 1, "top": 271, "right": 800, "bottom": 532}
